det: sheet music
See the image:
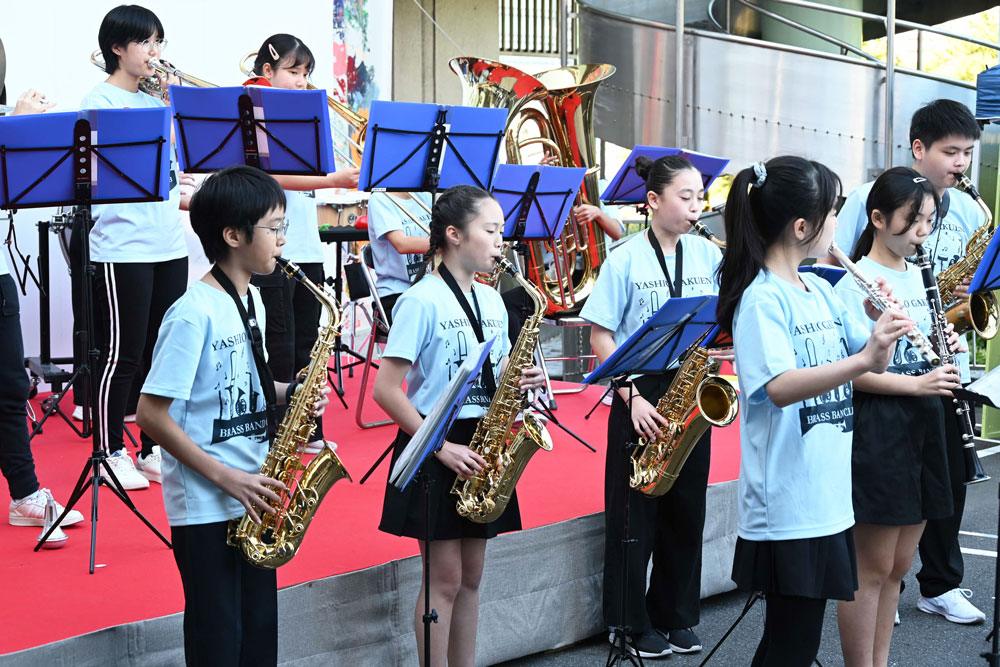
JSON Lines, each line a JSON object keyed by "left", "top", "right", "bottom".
{"left": 390, "top": 338, "right": 495, "bottom": 489}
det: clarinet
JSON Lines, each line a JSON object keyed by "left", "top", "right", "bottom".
{"left": 915, "top": 245, "right": 990, "bottom": 485}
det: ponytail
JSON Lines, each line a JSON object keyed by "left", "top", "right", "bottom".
{"left": 716, "top": 156, "right": 842, "bottom": 332}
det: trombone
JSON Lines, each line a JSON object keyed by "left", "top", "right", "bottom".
{"left": 89, "top": 49, "right": 216, "bottom": 99}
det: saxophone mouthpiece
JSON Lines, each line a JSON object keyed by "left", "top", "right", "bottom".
{"left": 954, "top": 173, "right": 982, "bottom": 199}
{"left": 274, "top": 257, "right": 306, "bottom": 281}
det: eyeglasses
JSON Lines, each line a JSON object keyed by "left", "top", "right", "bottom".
{"left": 136, "top": 38, "right": 168, "bottom": 53}
{"left": 254, "top": 219, "right": 289, "bottom": 238}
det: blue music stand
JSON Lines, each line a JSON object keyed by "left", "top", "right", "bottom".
{"left": 491, "top": 163, "right": 587, "bottom": 240}
{"left": 601, "top": 146, "right": 730, "bottom": 205}
{"left": 387, "top": 337, "right": 495, "bottom": 667}
{"left": 0, "top": 108, "right": 170, "bottom": 208}
{"left": 800, "top": 263, "right": 847, "bottom": 287}
{"left": 170, "top": 86, "right": 334, "bottom": 175}
{"left": 0, "top": 107, "right": 173, "bottom": 569}
{"left": 358, "top": 100, "right": 507, "bottom": 192}
{"left": 967, "top": 229, "right": 1000, "bottom": 294}
{"left": 391, "top": 337, "right": 496, "bottom": 491}
{"left": 584, "top": 295, "right": 720, "bottom": 384}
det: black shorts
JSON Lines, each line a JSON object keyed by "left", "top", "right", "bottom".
{"left": 378, "top": 418, "right": 522, "bottom": 540}
{"left": 851, "top": 391, "right": 953, "bottom": 525}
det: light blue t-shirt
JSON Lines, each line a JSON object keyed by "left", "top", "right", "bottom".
{"left": 281, "top": 189, "right": 324, "bottom": 264}
{"left": 836, "top": 180, "right": 985, "bottom": 382}
{"left": 383, "top": 273, "right": 510, "bottom": 419}
{"left": 733, "top": 270, "right": 870, "bottom": 541}
{"left": 367, "top": 192, "right": 432, "bottom": 297}
{"left": 835, "top": 257, "right": 933, "bottom": 377}
{"left": 80, "top": 82, "right": 186, "bottom": 264}
{"left": 580, "top": 231, "right": 722, "bottom": 347}
{"left": 141, "top": 280, "right": 270, "bottom": 527}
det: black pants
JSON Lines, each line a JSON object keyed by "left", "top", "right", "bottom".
{"left": 69, "top": 219, "right": 144, "bottom": 411}
{"left": 171, "top": 522, "right": 277, "bottom": 666}
{"left": 916, "top": 396, "right": 967, "bottom": 598}
{"left": 0, "top": 275, "right": 39, "bottom": 500}
{"left": 252, "top": 262, "right": 325, "bottom": 435}
{"left": 750, "top": 595, "right": 826, "bottom": 667}
{"left": 93, "top": 258, "right": 187, "bottom": 455}
{"left": 603, "top": 386, "right": 711, "bottom": 633}
{"left": 378, "top": 292, "right": 400, "bottom": 328}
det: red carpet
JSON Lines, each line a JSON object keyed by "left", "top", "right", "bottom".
{"left": 0, "top": 369, "right": 740, "bottom": 656}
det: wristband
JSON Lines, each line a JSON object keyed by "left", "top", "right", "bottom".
{"left": 284, "top": 380, "right": 299, "bottom": 405}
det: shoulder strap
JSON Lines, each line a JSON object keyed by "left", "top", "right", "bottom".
{"left": 647, "top": 228, "right": 684, "bottom": 298}
{"left": 437, "top": 263, "right": 498, "bottom": 397}
{"left": 210, "top": 266, "right": 279, "bottom": 434}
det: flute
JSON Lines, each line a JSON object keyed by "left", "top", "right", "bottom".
{"left": 827, "top": 242, "right": 940, "bottom": 367}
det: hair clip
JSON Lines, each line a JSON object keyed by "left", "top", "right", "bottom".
{"left": 751, "top": 162, "right": 767, "bottom": 189}
{"left": 913, "top": 176, "right": 927, "bottom": 183}
{"left": 268, "top": 43, "right": 280, "bottom": 60}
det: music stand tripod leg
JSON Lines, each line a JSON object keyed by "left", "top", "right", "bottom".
{"left": 698, "top": 591, "right": 764, "bottom": 667}
{"left": 607, "top": 383, "right": 645, "bottom": 667}
{"left": 983, "top": 481, "right": 1000, "bottom": 666}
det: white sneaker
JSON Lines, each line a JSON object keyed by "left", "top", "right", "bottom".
{"left": 136, "top": 446, "right": 163, "bottom": 484}
{"left": 9, "top": 488, "right": 84, "bottom": 527}
{"left": 72, "top": 405, "right": 85, "bottom": 421}
{"left": 601, "top": 390, "right": 614, "bottom": 406}
{"left": 124, "top": 413, "right": 136, "bottom": 424}
{"left": 917, "top": 588, "right": 986, "bottom": 624}
{"left": 102, "top": 450, "right": 150, "bottom": 490}
{"left": 894, "top": 609, "right": 900, "bottom": 626}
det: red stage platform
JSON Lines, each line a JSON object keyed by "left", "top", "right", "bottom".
{"left": 0, "top": 373, "right": 740, "bottom": 656}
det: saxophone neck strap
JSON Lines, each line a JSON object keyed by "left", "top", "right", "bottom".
{"left": 647, "top": 227, "right": 684, "bottom": 298}
{"left": 438, "top": 262, "right": 498, "bottom": 398}
{"left": 210, "top": 265, "right": 279, "bottom": 434}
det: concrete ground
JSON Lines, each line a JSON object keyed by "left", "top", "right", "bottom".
{"left": 498, "top": 443, "right": 1000, "bottom": 667}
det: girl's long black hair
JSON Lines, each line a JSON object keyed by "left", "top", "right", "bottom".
{"left": 716, "top": 156, "right": 842, "bottom": 333}
{"left": 850, "top": 166, "right": 940, "bottom": 262}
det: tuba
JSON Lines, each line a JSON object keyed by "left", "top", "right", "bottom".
{"left": 240, "top": 52, "right": 367, "bottom": 168}
{"left": 451, "top": 57, "right": 616, "bottom": 316}
{"left": 90, "top": 50, "right": 216, "bottom": 99}
{"left": 934, "top": 174, "right": 1000, "bottom": 339}
{"left": 630, "top": 333, "right": 739, "bottom": 496}
{"left": 452, "top": 256, "right": 553, "bottom": 523}
{"left": 228, "top": 258, "right": 352, "bottom": 567}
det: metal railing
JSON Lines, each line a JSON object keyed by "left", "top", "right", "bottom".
{"left": 707, "top": 0, "right": 1000, "bottom": 169}
{"left": 500, "top": 0, "right": 578, "bottom": 58}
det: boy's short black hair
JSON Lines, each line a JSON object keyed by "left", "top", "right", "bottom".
{"left": 190, "top": 166, "right": 286, "bottom": 263}
{"left": 98, "top": 5, "right": 164, "bottom": 75}
{"left": 910, "top": 99, "right": 981, "bottom": 150}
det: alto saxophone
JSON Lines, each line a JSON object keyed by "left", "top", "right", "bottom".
{"left": 228, "top": 258, "right": 352, "bottom": 568}
{"left": 630, "top": 332, "right": 739, "bottom": 496}
{"left": 452, "top": 257, "right": 554, "bottom": 523}
{"left": 934, "top": 174, "right": 999, "bottom": 339}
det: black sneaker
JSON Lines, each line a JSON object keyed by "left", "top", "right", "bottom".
{"left": 667, "top": 628, "right": 702, "bottom": 654}
{"left": 607, "top": 628, "right": 673, "bottom": 658}
{"left": 633, "top": 629, "right": 673, "bottom": 658}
